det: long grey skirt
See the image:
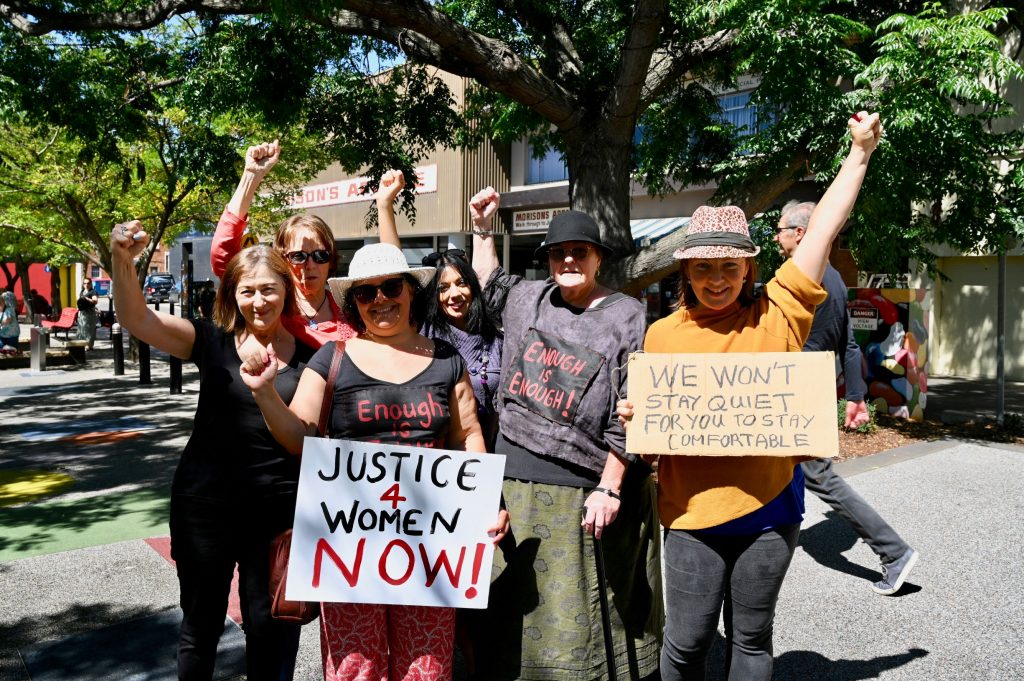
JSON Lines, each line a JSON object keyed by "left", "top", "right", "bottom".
{"left": 471, "top": 477, "right": 663, "bottom": 680}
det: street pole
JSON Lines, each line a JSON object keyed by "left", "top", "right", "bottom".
{"left": 111, "top": 323, "right": 125, "bottom": 376}
{"left": 996, "top": 248, "right": 1006, "bottom": 428}
{"left": 139, "top": 341, "right": 151, "bottom": 384}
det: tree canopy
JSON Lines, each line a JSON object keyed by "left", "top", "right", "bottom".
{"left": 1, "top": 0, "right": 1021, "bottom": 290}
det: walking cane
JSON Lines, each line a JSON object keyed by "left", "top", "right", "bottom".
{"left": 593, "top": 533, "right": 619, "bottom": 681}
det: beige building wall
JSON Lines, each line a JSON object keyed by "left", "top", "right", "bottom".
{"left": 929, "top": 255, "right": 1024, "bottom": 380}
{"left": 290, "top": 70, "right": 510, "bottom": 243}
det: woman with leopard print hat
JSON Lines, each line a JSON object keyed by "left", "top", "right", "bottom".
{"left": 620, "top": 112, "right": 883, "bottom": 681}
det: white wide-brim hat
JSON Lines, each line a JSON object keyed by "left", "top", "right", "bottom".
{"left": 327, "top": 243, "right": 436, "bottom": 305}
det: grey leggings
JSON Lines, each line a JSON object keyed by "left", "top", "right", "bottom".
{"left": 660, "top": 524, "right": 800, "bottom": 681}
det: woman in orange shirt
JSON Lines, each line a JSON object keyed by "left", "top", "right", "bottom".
{"left": 622, "top": 112, "right": 882, "bottom": 681}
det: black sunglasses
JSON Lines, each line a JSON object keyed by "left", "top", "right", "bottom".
{"left": 771, "top": 225, "right": 798, "bottom": 233}
{"left": 421, "top": 248, "right": 467, "bottom": 267}
{"left": 548, "top": 245, "right": 591, "bottom": 261}
{"left": 285, "top": 249, "right": 332, "bottom": 265}
{"left": 350, "top": 277, "right": 407, "bottom": 305}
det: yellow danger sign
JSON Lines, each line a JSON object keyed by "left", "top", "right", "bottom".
{"left": 241, "top": 233, "right": 259, "bottom": 249}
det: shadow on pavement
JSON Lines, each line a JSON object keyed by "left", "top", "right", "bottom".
{"left": 0, "top": 373, "right": 195, "bottom": 556}
{"left": 797, "top": 511, "right": 881, "bottom": 583}
{"left": 0, "top": 487, "right": 169, "bottom": 555}
{"left": 771, "top": 646, "right": 929, "bottom": 680}
{"left": 0, "top": 374, "right": 193, "bottom": 490}
{"left": 1, "top": 603, "right": 243, "bottom": 681}
{"left": 705, "top": 633, "right": 929, "bottom": 680}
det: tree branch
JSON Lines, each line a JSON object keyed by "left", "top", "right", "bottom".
{"left": 1, "top": 222, "right": 97, "bottom": 264}
{"left": 497, "top": 0, "right": 581, "bottom": 82}
{"left": 602, "top": 228, "right": 685, "bottom": 295}
{"left": 640, "top": 28, "right": 738, "bottom": 108}
{"left": 605, "top": 0, "right": 667, "bottom": 138}
{"left": 0, "top": 0, "right": 268, "bottom": 35}
{"left": 327, "top": 0, "right": 582, "bottom": 130}
{"left": 709, "top": 149, "right": 814, "bottom": 217}
{"left": 125, "top": 76, "right": 186, "bottom": 105}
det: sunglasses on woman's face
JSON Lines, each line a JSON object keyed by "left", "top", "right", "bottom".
{"left": 548, "top": 245, "right": 591, "bottom": 261}
{"left": 421, "top": 248, "right": 467, "bottom": 267}
{"left": 351, "top": 277, "right": 406, "bottom": 305}
{"left": 285, "top": 249, "right": 332, "bottom": 265}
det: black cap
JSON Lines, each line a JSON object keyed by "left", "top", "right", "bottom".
{"left": 534, "top": 210, "right": 611, "bottom": 259}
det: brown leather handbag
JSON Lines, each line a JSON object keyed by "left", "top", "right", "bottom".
{"left": 269, "top": 341, "right": 345, "bottom": 624}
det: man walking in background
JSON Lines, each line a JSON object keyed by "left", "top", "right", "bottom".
{"left": 776, "top": 200, "right": 919, "bottom": 595}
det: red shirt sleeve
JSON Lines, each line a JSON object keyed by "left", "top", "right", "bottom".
{"left": 211, "top": 208, "right": 248, "bottom": 277}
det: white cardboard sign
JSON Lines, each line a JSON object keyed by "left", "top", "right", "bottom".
{"left": 287, "top": 438, "right": 506, "bottom": 609}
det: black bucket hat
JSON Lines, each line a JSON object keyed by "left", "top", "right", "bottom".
{"left": 534, "top": 210, "right": 612, "bottom": 259}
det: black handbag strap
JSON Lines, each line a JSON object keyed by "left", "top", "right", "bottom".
{"left": 317, "top": 341, "right": 345, "bottom": 437}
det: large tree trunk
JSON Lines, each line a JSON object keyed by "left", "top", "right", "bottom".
{"left": 564, "top": 128, "right": 636, "bottom": 258}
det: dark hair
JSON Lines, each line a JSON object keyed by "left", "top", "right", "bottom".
{"left": 342, "top": 273, "right": 426, "bottom": 334}
{"left": 422, "top": 253, "right": 499, "bottom": 342}
{"left": 273, "top": 214, "right": 337, "bottom": 276}
{"left": 675, "top": 257, "right": 760, "bottom": 310}
{"left": 214, "top": 246, "right": 296, "bottom": 332}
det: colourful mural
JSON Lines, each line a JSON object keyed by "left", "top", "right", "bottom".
{"left": 847, "top": 288, "right": 931, "bottom": 421}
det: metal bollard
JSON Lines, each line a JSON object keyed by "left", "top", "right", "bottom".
{"left": 169, "top": 300, "right": 175, "bottom": 316}
{"left": 30, "top": 326, "right": 48, "bottom": 372}
{"left": 154, "top": 301, "right": 160, "bottom": 312}
{"left": 112, "top": 323, "right": 125, "bottom": 376}
{"left": 139, "top": 341, "right": 151, "bottom": 384}
{"left": 170, "top": 356, "right": 182, "bottom": 394}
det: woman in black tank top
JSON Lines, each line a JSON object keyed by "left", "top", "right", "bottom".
{"left": 240, "top": 243, "right": 508, "bottom": 681}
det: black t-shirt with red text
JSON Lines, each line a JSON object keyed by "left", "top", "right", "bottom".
{"left": 307, "top": 339, "right": 466, "bottom": 449}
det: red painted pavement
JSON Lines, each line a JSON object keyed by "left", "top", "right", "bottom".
{"left": 145, "top": 536, "right": 242, "bottom": 625}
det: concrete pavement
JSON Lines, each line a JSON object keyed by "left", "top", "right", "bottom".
{"left": 1, "top": 332, "right": 1022, "bottom": 680}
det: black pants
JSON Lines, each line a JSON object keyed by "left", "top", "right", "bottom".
{"left": 170, "top": 495, "right": 300, "bottom": 681}
{"left": 661, "top": 524, "right": 800, "bottom": 681}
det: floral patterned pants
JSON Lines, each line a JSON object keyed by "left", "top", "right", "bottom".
{"left": 321, "top": 602, "right": 455, "bottom": 681}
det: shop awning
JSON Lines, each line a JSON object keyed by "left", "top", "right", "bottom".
{"left": 631, "top": 217, "right": 690, "bottom": 247}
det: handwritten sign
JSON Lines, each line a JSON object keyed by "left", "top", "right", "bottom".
{"left": 626, "top": 352, "right": 838, "bottom": 457}
{"left": 287, "top": 438, "right": 506, "bottom": 609}
{"left": 502, "top": 328, "right": 604, "bottom": 424}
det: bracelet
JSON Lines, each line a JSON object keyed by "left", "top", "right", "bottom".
{"left": 592, "top": 486, "right": 621, "bottom": 500}
{"left": 472, "top": 227, "right": 493, "bottom": 237}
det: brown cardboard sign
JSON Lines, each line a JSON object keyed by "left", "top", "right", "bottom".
{"left": 626, "top": 352, "right": 838, "bottom": 457}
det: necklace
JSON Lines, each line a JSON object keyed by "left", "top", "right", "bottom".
{"left": 301, "top": 294, "right": 328, "bottom": 329}
{"left": 361, "top": 330, "right": 433, "bottom": 355}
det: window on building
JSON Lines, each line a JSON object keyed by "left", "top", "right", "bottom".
{"left": 526, "top": 147, "right": 569, "bottom": 184}
{"left": 716, "top": 91, "right": 772, "bottom": 136}
{"left": 90, "top": 265, "right": 101, "bottom": 278}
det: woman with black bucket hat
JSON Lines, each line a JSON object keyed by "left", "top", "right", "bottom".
{"left": 467, "top": 188, "right": 662, "bottom": 681}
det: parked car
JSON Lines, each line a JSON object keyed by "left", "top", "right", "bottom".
{"left": 91, "top": 278, "right": 112, "bottom": 297}
{"left": 143, "top": 273, "right": 177, "bottom": 303}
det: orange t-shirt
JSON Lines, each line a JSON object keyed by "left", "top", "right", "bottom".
{"left": 644, "top": 259, "right": 827, "bottom": 530}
